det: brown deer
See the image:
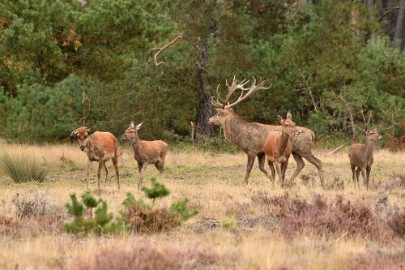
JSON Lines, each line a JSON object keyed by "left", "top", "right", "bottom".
{"left": 209, "top": 77, "right": 325, "bottom": 186}
{"left": 348, "top": 128, "right": 381, "bottom": 189}
{"left": 70, "top": 127, "right": 120, "bottom": 193}
{"left": 122, "top": 121, "right": 168, "bottom": 189}
{"left": 264, "top": 112, "right": 300, "bottom": 188}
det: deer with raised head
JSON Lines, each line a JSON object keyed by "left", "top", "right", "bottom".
{"left": 348, "top": 128, "right": 381, "bottom": 189}
{"left": 264, "top": 112, "right": 301, "bottom": 188}
{"left": 209, "top": 76, "right": 325, "bottom": 186}
{"left": 122, "top": 121, "right": 168, "bottom": 189}
{"left": 70, "top": 127, "right": 120, "bottom": 193}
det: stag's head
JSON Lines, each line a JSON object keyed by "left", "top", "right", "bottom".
{"left": 209, "top": 76, "right": 269, "bottom": 126}
{"left": 70, "top": 127, "right": 91, "bottom": 151}
{"left": 365, "top": 128, "right": 382, "bottom": 141}
{"left": 122, "top": 121, "right": 142, "bottom": 141}
{"left": 277, "top": 111, "right": 301, "bottom": 139}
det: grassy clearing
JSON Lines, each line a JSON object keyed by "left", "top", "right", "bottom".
{"left": 0, "top": 143, "right": 404, "bottom": 269}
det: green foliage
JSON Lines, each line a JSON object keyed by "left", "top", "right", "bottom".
{"left": 1, "top": 0, "right": 405, "bottom": 144}
{"left": 0, "top": 152, "right": 48, "bottom": 183}
{"left": 141, "top": 177, "right": 170, "bottom": 200}
{"left": 64, "top": 192, "right": 128, "bottom": 235}
{"left": 220, "top": 219, "right": 236, "bottom": 230}
{"left": 170, "top": 198, "right": 199, "bottom": 225}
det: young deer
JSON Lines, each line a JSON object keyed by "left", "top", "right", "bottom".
{"left": 70, "top": 127, "right": 120, "bottom": 193}
{"left": 348, "top": 128, "right": 381, "bottom": 189}
{"left": 264, "top": 112, "right": 300, "bottom": 188}
{"left": 209, "top": 77, "right": 324, "bottom": 186}
{"left": 122, "top": 121, "right": 168, "bottom": 189}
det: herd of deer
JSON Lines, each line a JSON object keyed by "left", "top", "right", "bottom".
{"left": 69, "top": 77, "right": 381, "bottom": 193}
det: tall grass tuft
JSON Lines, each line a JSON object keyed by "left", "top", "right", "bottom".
{"left": 0, "top": 152, "right": 48, "bottom": 183}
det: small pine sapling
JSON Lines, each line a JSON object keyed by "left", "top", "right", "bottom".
{"left": 170, "top": 198, "right": 199, "bottom": 225}
{"left": 141, "top": 177, "right": 170, "bottom": 207}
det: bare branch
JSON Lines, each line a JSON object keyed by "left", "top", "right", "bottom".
{"left": 147, "top": 32, "right": 184, "bottom": 67}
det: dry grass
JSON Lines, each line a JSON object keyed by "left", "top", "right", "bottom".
{"left": 0, "top": 143, "right": 405, "bottom": 269}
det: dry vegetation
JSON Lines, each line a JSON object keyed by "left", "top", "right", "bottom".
{"left": 0, "top": 142, "right": 405, "bottom": 269}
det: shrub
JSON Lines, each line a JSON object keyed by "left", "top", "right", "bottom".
{"left": 349, "top": 244, "right": 405, "bottom": 270}
{"left": 69, "top": 242, "right": 219, "bottom": 270}
{"left": 0, "top": 215, "right": 21, "bottom": 238}
{"left": 0, "top": 152, "right": 48, "bottom": 183}
{"left": 64, "top": 191, "right": 128, "bottom": 235}
{"left": 252, "top": 192, "right": 388, "bottom": 240}
{"left": 387, "top": 208, "right": 405, "bottom": 238}
{"left": 12, "top": 190, "right": 63, "bottom": 219}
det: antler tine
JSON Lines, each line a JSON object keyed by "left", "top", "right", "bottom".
{"left": 224, "top": 77, "right": 270, "bottom": 109}
{"left": 211, "top": 84, "right": 226, "bottom": 108}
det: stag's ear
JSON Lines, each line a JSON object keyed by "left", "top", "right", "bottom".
{"left": 277, "top": 115, "right": 284, "bottom": 124}
{"left": 287, "top": 110, "right": 292, "bottom": 120}
{"left": 136, "top": 122, "right": 143, "bottom": 131}
{"left": 129, "top": 121, "right": 135, "bottom": 128}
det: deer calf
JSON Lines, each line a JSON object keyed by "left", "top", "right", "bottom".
{"left": 122, "top": 121, "right": 168, "bottom": 189}
{"left": 264, "top": 113, "right": 300, "bottom": 188}
{"left": 348, "top": 128, "right": 381, "bottom": 189}
{"left": 70, "top": 127, "right": 120, "bottom": 193}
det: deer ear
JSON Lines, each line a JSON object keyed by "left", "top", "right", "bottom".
{"left": 130, "top": 121, "right": 135, "bottom": 128}
{"left": 136, "top": 122, "right": 143, "bottom": 131}
{"left": 69, "top": 129, "right": 78, "bottom": 139}
{"left": 86, "top": 127, "right": 91, "bottom": 133}
{"left": 287, "top": 110, "right": 292, "bottom": 120}
{"left": 277, "top": 115, "right": 284, "bottom": 124}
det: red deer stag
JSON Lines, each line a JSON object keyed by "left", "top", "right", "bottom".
{"left": 70, "top": 127, "right": 120, "bottom": 193}
{"left": 264, "top": 112, "right": 300, "bottom": 188}
{"left": 209, "top": 77, "right": 325, "bottom": 186}
{"left": 348, "top": 128, "right": 381, "bottom": 189}
{"left": 122, "top": 121, "right": 168, "bottom": 189}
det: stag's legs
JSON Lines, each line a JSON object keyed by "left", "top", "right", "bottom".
{"left": 301, "top": 152, "right": 324, "bottom": 187}
{"left": 289, "top": 153, "right": 305, "bottom": 184}
{"left": 244, "top": 154, "right": 256, "bottom": 184}
{"left": 112, "top": 156, "right": 120, "bottom": 190}
{"left": 258, "top": 153, "right": 272, "bottom": 181}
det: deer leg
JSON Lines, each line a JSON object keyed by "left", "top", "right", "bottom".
{"left": 97, "top": 160, "right": 103, "bottom": 195}
{"left": 112, "top": 156, "right": 120, "bottom": 190}
{"left": 244, "top": 154, "right": 256, "bottom": 185}
{"left": 103, "top": 162, "right": 108, "bottom": 184}
{"left": 366, "top": 165, "right": 371, "bottom": 188}
{"left": 301, "top": 152, "right": 324, "bottom": 187}
{"left": 85, "top": 160, "right": 90, "bottom": 189}
{"left": 154, "top": 160, "right": 164, "bottom": 175}
{"left": 281, "top": 160, "right": 289, "bottom": 188}
{"left": 274, "top": 163, "right": 283, "bottom": 188}
{"left": 139, "top": 164, "right": 148, "bottom": 190}
{"left": 267, "top": 160, "right": 276, "bottom": 186}
{"left": 289, "top": 153, "right": 305, "bottom": 184}
{"left": 355, "top": 168, "right": 361, "bottom": 188}
{"left": 360, "top": 168, "right": 367, "bottom": 189}
{"left": 258, "top": 153, "right": 272, "bottom": 181}
{"left": 351, "top": 164, "right": 356, "bottom": 188}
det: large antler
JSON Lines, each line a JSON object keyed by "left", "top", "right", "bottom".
{"left": 211, "top": 76, "right": 270, "bottom": 109}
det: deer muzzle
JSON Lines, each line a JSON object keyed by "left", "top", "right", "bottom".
{"left": 80, "top": 146, "right": 86, "bottom": 151}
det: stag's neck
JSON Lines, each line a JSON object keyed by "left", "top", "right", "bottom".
{"left": 278, "top": 132, "right": 290, "bottom": 154}
{"left": 364, "top": 137, "right": 375, "bottom": 158}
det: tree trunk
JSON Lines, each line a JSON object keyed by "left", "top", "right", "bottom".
{"left": 194, "top": 39, "right": 212, "bottom": 143}
{"left": 393, "top": 3, "right": 405, "bottom": 49}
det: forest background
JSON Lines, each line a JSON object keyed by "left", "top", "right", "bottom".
{"left": 1, "top": 0, "right": 404, "bottom": 148}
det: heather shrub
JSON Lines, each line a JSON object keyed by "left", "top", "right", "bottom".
{"left": 387, "top": 208, "right": 405, "bottom": 238}
{"left": 252, "top": 192, "right": 388, "bottom": 240}
{"left": 12, "top": 190, "right": 63, "bottom": 219}
{"left": 0, "top": 215, "right": 21, "bottom": 238}
{"left": 69, "top": 242, "right": 219, "bottom": 270}
{"left": 349, "top": 244, "right": 405, "bottom": 270}
{"left": 0, "top": 152, "right": 48, "bottom": 183}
